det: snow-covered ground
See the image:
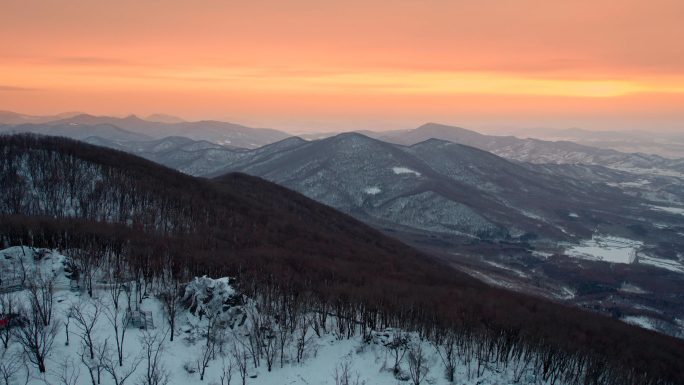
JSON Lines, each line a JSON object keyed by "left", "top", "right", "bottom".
{"left": 565, "top": 236, "right": 642, "bottom": 264}
{"left": 622, "top": 316, "right": 657, "bottom": 331}
{"left": 392, "top": 167, "right": 421, "bottom": 176}
{"left": 608, "top": 166, "right": 684, "bottom": 179}
{"left": 637, "top": 254, "right": 684, "bottom": 274}
{"left": 649, "top": 205, "right": 684, "bottom": 216}
{"left": 621, "top": 315, "right": 684, "bottom": 339}
{"left": 1, "top": 247, "right": 557, "bottom": 385}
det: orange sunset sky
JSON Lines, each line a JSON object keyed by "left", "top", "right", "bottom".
{"left": 1, "top": 0, "right": 683, "bottom": 132}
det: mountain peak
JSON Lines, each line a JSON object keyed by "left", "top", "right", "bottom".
{"left": 55, "top": 111, "right": 86, "bottom": 119}
{"left": 122, "top": 114, "right": 143, "bottom": 121}
{"left": 145, "top": 113, "right": 187, "bottom": 123}
{"left": 416, "top": 122, "right": 472, "bottom": 133}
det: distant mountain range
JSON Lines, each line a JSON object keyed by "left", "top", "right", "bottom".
{"left": 81, "top": 132, "right": 681, "bottom": 246}
{"left": 145, "top": 113, "right": 187, "bottom": 123}
{"left": 0, "top": 112, "right": 292, "bottom": 149}
{"left": 0, "top": 110, "right": 85, "bottom": 124}
{"left": 510, "top": 127, "right": 684, "bottom": 159}
{"left": 2, "top": 111, "right": 682, "bottom": 166}
{"left": 369, "top": 123, "right": 684, "bottom": 170}
{"left": 305, "top": 124, "right": 684, "bottom": 161}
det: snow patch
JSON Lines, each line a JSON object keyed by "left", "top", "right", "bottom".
{"left": 623, "top": 316, "right": 656, "bottom": 331}
{"left": 364, "top": 187, "right": 381, "bottom": 195}
{"left": 620, "top": 180, "right": 651, "bottom": 187}
{"left": 565, "top": 235, "right": 642, "bottom": 264}
{"left": 392, "top": 167, "right": 421, "bottom": 176}
{"left": 638, "top": 254, "right": 684, "bottom": 274}
{"left": 619, "top": 283, "right": 649, "bottom": 294}
{"left": 650, "top": 205, "right": 684, "bottom": 216}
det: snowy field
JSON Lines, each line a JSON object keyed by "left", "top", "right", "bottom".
{"left": 1, "top": 247, "right": 558, "bottom": 385}
{"left": 565, "top": 236, "right": 642, "bottom": 264}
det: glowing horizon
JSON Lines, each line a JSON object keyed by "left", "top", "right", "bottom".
{"left": 2, "top": 0, "right": 683, "bottom": 132}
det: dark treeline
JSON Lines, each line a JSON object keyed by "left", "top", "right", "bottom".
{"left": 1, "top": 133, "right": 683, "bottom": 384}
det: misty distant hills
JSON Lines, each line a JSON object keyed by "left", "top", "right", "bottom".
{"left": 3, "top": 111, "right": 681, "bottom": 166}
{"left": 511, "top": 127, "right": 684, "bottom": 159}
{"left": 145, "top": 113, "right": 187, "bottom": 123}
{"left": 0, "top": 112, "right": 292, "bottom": 149}
{"left": 0, "top": 110, "right": 84, "bottom": 125}
{"left": 2, "top": 122, "right": 153, "bottom": 142}
{"left": 372, "top": 123, "right": 683, "bottom": 168}
{"left": 293, "top": 123, "right": 684, "bottom": 169}
{"left": 47, "top": 114, "right": 292, "bottom": 148}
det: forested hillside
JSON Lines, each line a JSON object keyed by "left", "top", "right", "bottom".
{"left": 2, "top": 134, "right": 684, "bottom": 384}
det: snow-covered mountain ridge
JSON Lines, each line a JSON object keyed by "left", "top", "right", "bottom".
{"left": 3, "top": 134, "right": 684, "bottom": 385}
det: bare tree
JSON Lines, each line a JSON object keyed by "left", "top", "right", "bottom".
{"left": 261, "top": 323, "right": 277, "bottom": 372}
{"left": 104, "top": 261, "right": 130, "bottom": 312}
{"left": 0, "top": 348, "right": 30, "bottom": 385}
{"left": 197, "top": 337, "right": 215, "bottom": 381}
{"left": 240, "top": 306, "right": 262, "bottom": 369}
{"left": 219, "top": 357, "right": 234, "bottom": 385}
{"left": 294, "top": 314, "right": 315, "bottom": 363}
{"left": 214, "top": 323, "right": 232, "bottom": 358}
{"left": 137, "top": 329, "right": 170, "bottom": 385}
{"left": 102, "top": 296, "right": 129, "bottom": 366}
{"left": 50, "top": 356, "right": 81, "bottom": 385}
{"left": 156, "top": 276, "right": 184, "bottom": 342}
{"left": 0, "top": 293, "right": 17, "bottom": 348}
{"left": 197, "top": 316, "right": 218, "bottom": 382}
{"left": 70, "top": 249, "right": 98, "bottom": 297}
{"left": 407, "top": 340, "right": 432, "bottom": 385}
{"left": 275, "top": 315, "right": 291, "bottom": 369}
{"left": 69, "top": 298, "right": 103, "bottom": 360}
{"left": 101, "top": 344, "right": 143, "bottom": 385}
{"left": 64, "top": 308, "right": 72, "bottom": 346}
{"left": 13, "top": 304, "right": 59, "bottom": 373}
{"left": 229, "top": 339, "right": 249, "bottom": 385}
{"left": 79, "top": 341, "right": 102, "bottom": 385}
{"left": 26, "top": 272, "right": 55, "bottom": 327}
{"left": 332, "top": 358, "right": 365, "bottom": 385}
{"left": 385, "top": 329, "right": 409, "bottom": 375}
{"left": 433, "top": 332, "right": 458, "bottom": 382}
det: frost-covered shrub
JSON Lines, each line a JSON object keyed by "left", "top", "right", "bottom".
{"left": 183, "top": 276, "right": 243, "bottom": 327}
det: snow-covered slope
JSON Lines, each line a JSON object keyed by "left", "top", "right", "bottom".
{"left": 198, "top": 133, "right": 678, "bottom": 242}
{"left": 0, "top": 247, "right": 562, "bottom": 385}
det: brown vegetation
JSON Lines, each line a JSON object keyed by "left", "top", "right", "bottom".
{"left": 2, "top": 134, "right": 684, "bottom": 384}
